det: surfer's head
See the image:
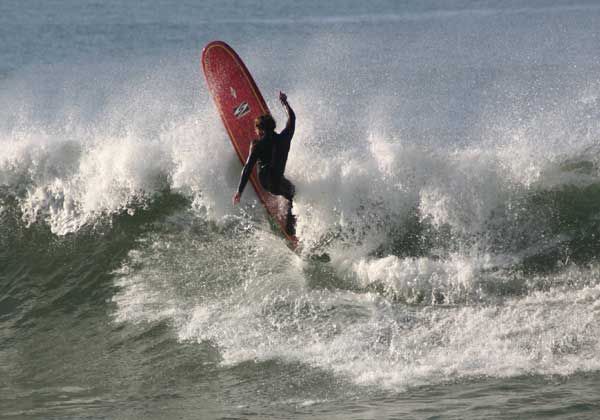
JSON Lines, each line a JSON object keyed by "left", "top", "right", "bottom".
{"left": 255, "top": 114, "right": 276, "bottom": 136}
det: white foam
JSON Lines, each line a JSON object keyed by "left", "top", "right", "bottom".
{"left": 110, "top": 208, "right": 600, "bottom": 391}
{"left": 0, "top": 62, "right": 250, "bottom": 234}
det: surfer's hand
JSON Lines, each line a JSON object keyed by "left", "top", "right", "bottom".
{"left": 233, "top": 191, "right": 241, "bottom": 205}
{"left": 279, "top": 91, "right": 287, "bottom": 103}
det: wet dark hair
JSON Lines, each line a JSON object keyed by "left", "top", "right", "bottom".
{"left": 255, "top": 114, "right": 276, "bottom": 133}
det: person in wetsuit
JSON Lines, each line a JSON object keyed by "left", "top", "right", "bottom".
{"left": 232, "top": 91, "right": 296, "bottom": 233}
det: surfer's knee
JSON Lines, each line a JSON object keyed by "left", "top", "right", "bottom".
{"left": 280, "top": 179, "right": 295, "bottom": 201}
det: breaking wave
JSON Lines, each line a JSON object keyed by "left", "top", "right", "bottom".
{"left": 3, "top": 38, "right": 600, "bottom": 392}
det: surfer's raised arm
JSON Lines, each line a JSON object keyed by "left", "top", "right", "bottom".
{"left": 279, "top": 91, "right": 295, "bottom": 139}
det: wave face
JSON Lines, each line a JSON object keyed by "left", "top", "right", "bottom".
{"left": 3, "top": 1, "right": 600, "bottom": 418}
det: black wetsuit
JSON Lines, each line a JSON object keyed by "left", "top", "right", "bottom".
{"left": 236, "top": 104, "right": 296, "bottom": 234}
{"left": 236, "top": 107, "right": 296, "bottom": 201}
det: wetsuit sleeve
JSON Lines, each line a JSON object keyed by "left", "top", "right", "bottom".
{"left": 279, "top": 99, "right": 295, "bottom": 141}
{"left": 237, "top": 142, "right": 259, "bottom": 196}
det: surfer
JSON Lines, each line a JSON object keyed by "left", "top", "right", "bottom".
{"left": 233, "top": 91, "right": 296, "bottom": 233}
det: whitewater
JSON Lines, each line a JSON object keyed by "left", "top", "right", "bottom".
{"left": 2, "top": 1, "right": 600, "bottom": 418}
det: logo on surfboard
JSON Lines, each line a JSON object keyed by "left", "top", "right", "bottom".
{"left": 233, "top": 101, "right": 250, "bottom": 119}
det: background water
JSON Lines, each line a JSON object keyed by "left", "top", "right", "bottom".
{"left": 2, "top": 1, "right": 600, "bottom": 419}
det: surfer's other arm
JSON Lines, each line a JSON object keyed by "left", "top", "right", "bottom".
{"left": 279, "top": 91, "right": 295, "bottom": 139}
{"left": 233, "top": 143, "right": 258, "bottom": 205}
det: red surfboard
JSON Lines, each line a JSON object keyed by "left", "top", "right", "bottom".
{"left": 201, "top": 41, "right": 298, "bottom": 248}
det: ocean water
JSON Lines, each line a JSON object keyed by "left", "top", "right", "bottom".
{"left": 2, "top": 1, "right": 600, "bottom": 418}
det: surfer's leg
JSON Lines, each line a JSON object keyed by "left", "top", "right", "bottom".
{"left": 278, "top": 177, "right": 295, "bottom": 201}
{"left": 278, "top": 177, "right": 296, "bottom": 235}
